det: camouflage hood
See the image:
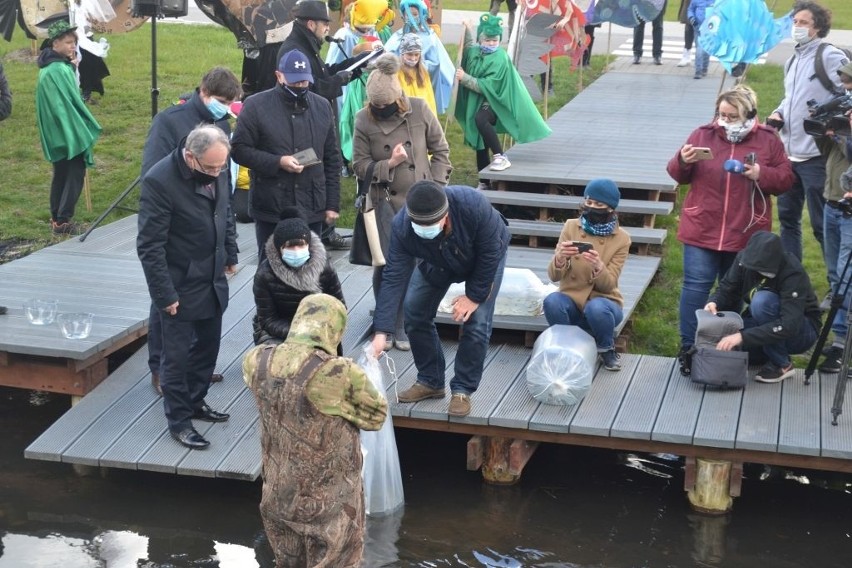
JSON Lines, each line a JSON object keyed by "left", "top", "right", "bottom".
{"left": 286, "top": 293, "right": 347, "bottom": 354}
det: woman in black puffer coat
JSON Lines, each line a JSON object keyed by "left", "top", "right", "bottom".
{"left": 252, "top": 209, "right": 345, "bottom": 345}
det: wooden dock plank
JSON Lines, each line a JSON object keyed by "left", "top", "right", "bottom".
{"left": 692, "top": 386, "right": 744, "bottom": 449}
{"left": 735, "top": 370, "right": 782, "bottom": 452}
{"left": 215, "top": 416, "right": 262, "bottom": 480}
{"left": 651, "top": 374, "right": 704, "bottom": 445}
{"left": 456, "top": 344, "right": 530, "bottom": 426}
{"left": 569, "top": 354, "right": 641, "bottom": 437}
{"left": 819, "top": 372, "right": 852, "bottom": 459}
{"left": 778, "top": 370, "right": 821, "bottom": 456}
{"left": 610, "top": 355, "right": 675, "bottom": 440}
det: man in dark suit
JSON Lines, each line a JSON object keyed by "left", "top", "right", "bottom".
{"left": 137, "top": 125, "right": 239, "bottom": 449}
{"left": 141, "top": 66, "right": 241, "bottom": 396}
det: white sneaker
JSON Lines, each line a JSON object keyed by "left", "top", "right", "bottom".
{"left": 489, "top": 154, "right": 511, "bottom": 171}
{"left": 677, "top": 48, "right": 691, "bottom": 67}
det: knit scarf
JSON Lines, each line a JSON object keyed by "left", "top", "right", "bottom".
{"left": 581, "top": 214, "right": 617, "bottom": 236}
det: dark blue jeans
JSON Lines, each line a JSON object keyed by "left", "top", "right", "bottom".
{"left": 542, "top": 293, "right": 623, "bottom": 351}
{"left": 632, "top": 0, "right": 666, "bottom": 58}
{"left": 743, "top": 290, "right": 818, "bottom": 367}
{"left": 679, "top": 244, "right": 738, "bottom": 348}
{"left": 777, "top": 156, "right": 827, "bottom": 262}
{"left": 824, "top": 204, "right": 852, "bottom": 339}
{"left": 403, "top": 256, "right": 506, "bottom": 395}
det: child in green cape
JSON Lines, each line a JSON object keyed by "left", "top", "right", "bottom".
{"left": 454, "top": 13, "right": 551, "bottom": 189}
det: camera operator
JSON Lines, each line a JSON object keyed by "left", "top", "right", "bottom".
{"left": 766, "top": 1, "right": 849, "bottom": 263}
{"left": 667, "top": 85, "right": 794, "bottom": 376}
{"left": 814, "top": 61, "right": 852, "bottom": 374}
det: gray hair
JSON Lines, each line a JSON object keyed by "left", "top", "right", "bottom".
{"left": 185, "top": 124, "right": 230, "bottom": 157}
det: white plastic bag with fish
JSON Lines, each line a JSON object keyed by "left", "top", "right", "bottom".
{"left": 358, "top": 342, "right": 404, "bottom": 516}
{"left": 437, "top": 268, "right": 556, "bottom": 316}
{"left": 526, "top": 325, "right": 597, "bottom": 406}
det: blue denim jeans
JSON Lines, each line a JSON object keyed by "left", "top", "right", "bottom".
{"left": 743, "top": 290, "right": 818, "bottom": 367}
{"left": 542, "top": 293, "right": 623, "bottom": 351}
{"left": 404, "top": 255, "right": 506, "bottom": 395}
{"left": 680, "top": 244, "right": 738, "bottom": 347}
{"left": 823, "top": 204, "right": 852, "bottom": 339}
{"left": 777, "top": 156, "right": 827, "bottom": 262}
{"left": 693, "top": 39, "right": 710, "bottom": 75}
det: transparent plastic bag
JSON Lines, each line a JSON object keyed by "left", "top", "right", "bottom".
{"left": 438, "top": 268, "right": 557, "bottom": 317}
{"left": 358, "top": 343, "right": 405, "bottom": 516}
{"left": 526, "top": 325, "right": 597, "bottom": 406}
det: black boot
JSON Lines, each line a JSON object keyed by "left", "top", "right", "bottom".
{"left": 678, "top": 346, "right": 693, "bottom": 376}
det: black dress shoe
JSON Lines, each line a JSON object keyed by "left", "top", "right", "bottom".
{"left": 210, "top": 373, "right": 224, "bottom": 383}
{"left": 171, "top": 428, "right": 210, "bottom": 449}
{"left": 193, "top": 404, "right": 230, "bottom": 422}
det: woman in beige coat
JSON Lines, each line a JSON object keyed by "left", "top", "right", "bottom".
{"left": 543, "top": 179, "right": 630, "bottom": 371}
{"left": 353, "top": 52, "right": 452, "bottom": 350}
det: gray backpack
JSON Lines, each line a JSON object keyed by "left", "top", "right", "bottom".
{"left": 690, "top": 310, "right": 748, "bottom": 389}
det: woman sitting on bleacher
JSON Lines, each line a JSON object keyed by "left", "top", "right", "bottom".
{"left": 543, "top": 179, "right": 631, "bottom": 371}
{"left": 666, "top": 85, "right": 794, "bottom": 376}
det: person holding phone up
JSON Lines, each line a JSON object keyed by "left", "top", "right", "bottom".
{"left": 543, "top": 179, "right": 630, "bottom": 371}
{"left": 666, "top": 85, "right": 794, "bottom": 376}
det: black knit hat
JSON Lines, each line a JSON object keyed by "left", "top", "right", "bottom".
{"left": 273, "top": 207, "right": 311, "bottom": 249}
{"left": 406, "top": 181, "right": 448, "bottom": 225}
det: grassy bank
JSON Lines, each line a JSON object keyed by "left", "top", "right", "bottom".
{"left": 0, "top": 22, "right": 827, "bottom": 358}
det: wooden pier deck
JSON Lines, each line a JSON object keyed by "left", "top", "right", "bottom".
{"left": 22, "top": 217, "right": 852, "bottom": 481}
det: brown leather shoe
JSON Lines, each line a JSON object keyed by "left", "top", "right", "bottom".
{"left": 397, "top": 382, "right": 444, "bottom": 403}
{"left": 151, "top": 372, "right": 162, "bottom": 396}
{"left": 448, "top": 393, "right": 471, "bottom": 417}
{"left": 210, "top": 373, "right": 224, "bottom": 383}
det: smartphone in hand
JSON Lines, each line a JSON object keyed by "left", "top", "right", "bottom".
{"left": 693, "top": 147, "right": 714, "bottom": 160}
{"left": 572, "top": 241, "right": 594, "bottom": 253}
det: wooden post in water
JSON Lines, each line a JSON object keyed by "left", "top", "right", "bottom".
{"left": 685, "top": 457, "right": 740, "bottom": 514}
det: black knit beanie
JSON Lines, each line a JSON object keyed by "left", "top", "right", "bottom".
{"left": 406, "top": 181, "right": 448, "bottom": 224}
{"left": 273, "top": 207, "right": 311, "bottom": 249}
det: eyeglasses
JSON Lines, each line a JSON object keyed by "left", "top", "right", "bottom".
{"left": 718, "top": 112, "right": 741, "bottom": 121}
{"left": 194, "top": 158, "right": 228, "bottom": 175}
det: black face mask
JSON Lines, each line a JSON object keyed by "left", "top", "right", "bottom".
{"left": 191, "top": 169, "right": 219, "bottom": 185}
{"left": 280, "top": 83, "right": 309, "bottom": 106}
{"left": 582, "top": 205, "right": 612, "bottom": 225}
{"left": 370, "top": 102, "right": 399, "bottom": 120}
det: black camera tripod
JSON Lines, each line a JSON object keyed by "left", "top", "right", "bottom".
{"left": 804, "top": 245, "right": 852, "bottom": 425}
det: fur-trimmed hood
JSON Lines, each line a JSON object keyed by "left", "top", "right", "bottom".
{"left": 264, "top": 232, "right": 327, "bottom": 293}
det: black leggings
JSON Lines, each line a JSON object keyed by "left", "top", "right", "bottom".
{"left": 50, "top": 153, "right": 86, "bottom": 223}
{"left": 684, "top": 22, "right": 695, "bottom": 50}
{"left": 475, "top": 105, "right": 502, "bottom": 172}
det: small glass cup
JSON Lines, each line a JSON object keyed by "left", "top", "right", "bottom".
{"left": 23, "top": 299, "right": 58, "bottom": 325}
{"left": 58, "top": 312, "right": 94, "bottom": 339}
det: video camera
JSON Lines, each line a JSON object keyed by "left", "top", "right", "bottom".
{"left": 803, "top": 94, "right": 852, "bottom": 137}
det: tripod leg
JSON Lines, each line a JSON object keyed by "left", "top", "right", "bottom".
{"left": 79, "top": 176, "right": 140, "bottom": 242}
{"left": 830, "top": 317, "right": 852, "bottom": 425}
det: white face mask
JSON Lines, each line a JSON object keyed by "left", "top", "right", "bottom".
{"left": 791, "top": 26, "right": 812, "bottom": 44}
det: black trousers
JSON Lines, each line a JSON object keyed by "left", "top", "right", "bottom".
{"left": 50, "top": 153, "right": 86, "bottom": 223}
{"left": 632, "top": 0, "right": 667, "bottom": 58}
{"left": 160, "top": 313, "right": 222, "bottom": 432}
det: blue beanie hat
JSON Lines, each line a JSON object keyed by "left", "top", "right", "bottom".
{"left": 583, "top": 178, "right": 620, "bottom": 209}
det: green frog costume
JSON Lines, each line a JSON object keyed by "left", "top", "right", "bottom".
{"left": 455, "top": 13, "right": 551, "bottom": 150}
{"left": 243, "top": 293, "right": 387, "bottom": 567}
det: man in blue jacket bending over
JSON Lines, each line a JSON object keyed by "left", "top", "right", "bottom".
{"left": 370, "top": 181, "right": 509, "bottom": 417}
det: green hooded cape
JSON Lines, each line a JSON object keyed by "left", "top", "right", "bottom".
{"left": 35, "top": 57, "right": 101, "bottom": 165}
{"left": 455, "top": 46, "right": 551, "bottom": 151}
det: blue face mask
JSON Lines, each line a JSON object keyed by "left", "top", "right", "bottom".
{"left": 206, "top": 98, "right": 229, "bottom": 120}
{"left": 411, "top": 221, "right": 443, "bottom": 239}
{"left": 282, "top": 247, "right": 310, "bottom": 268}
{"left": 480, "top": 44, "right": 499, "bottom": 54}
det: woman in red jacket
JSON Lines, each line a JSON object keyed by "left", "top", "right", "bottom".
{"left": 666, "top": 85, "right": 794, "bottom": 375}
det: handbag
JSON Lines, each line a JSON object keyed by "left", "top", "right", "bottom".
{"left": 350, "top": 162, "right": 381, "bottom": 266}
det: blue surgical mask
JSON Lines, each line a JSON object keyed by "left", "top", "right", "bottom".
{"left": 480, "top": 45, "right": 499, "bottom": 54}
{"left": 206, "top": 98, "right": 229, "bottom": 120}
{"left": 411, "top": 221, "right": 443, "bottom": 239}
{"left": 282, "top": 248, "right": 310, "bottom": 268}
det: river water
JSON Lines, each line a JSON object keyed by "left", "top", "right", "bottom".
{"left": 1, "top": 385, "right": 851, "bottom": 568}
